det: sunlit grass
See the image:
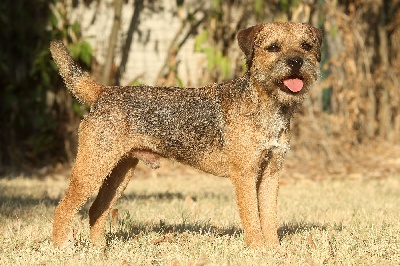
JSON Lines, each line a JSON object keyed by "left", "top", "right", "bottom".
{"left": 0, "top": 163, "right": 399, "bottom": 265}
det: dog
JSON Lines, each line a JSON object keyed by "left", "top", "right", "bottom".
{"left": 50, "top": 22, "right": 322, "bottom": 248}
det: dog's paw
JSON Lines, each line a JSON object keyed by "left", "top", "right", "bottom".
{"left": 53, "top": 229, "right": 74, "bottom": 250}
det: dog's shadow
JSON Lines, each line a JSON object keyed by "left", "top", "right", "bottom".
{"left": 104, "top": 191, "right": 343, "bottom": 245}
{"left": 105, "top": 220, "right": 342, "bottom": 245}
{"left": 104, "top": 191, "right": 242, "bottom": 245}
{"left": 278, "top": 222, "right": 343, "bottom": 241}
{"left": 105, "top": 219, "right": 243, "bottom": 245}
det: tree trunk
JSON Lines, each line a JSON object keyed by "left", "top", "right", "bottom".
{"left": 102, "top": 0, "right": 123, "bottom": 85}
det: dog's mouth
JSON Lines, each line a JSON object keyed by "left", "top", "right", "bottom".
{"left": 278, "top": 75, "right": 304, "bottom": 94}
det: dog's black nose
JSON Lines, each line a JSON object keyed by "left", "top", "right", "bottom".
{"left": 287, "top": 57, "right": 303, "bottom": 71}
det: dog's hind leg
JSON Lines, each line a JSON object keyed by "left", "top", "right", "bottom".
{"left": 52, "top": 122, "right": 131, "bottom": 248}
{"left": 88, "top": 156, "right": 138, "bottom": 246}
{"left": 53, "top": 153, "right": 128, "bottom": 248}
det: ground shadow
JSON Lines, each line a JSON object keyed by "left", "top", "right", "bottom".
{"left": 106, "top": 219, "right": 345, "bottom": 246}
{"left": 105, "top": 220, "right": 243, "bottom": 245}
{"left": 105, "top": 191, "right": 242, "bottom": 245}
{"left": 122, "top": 191, "right": 186, "bottom": 201}
{"left": 122, "top": 190, "right": 231, "bottom": 202}
{"left": 103, "top": 192, "right": 344, "bottom": 245}
{"left": 0, "top": 195, "right": 59, "bottom": 217}
{"left": 278, "top": 221, "right": 344, "bottom": 241}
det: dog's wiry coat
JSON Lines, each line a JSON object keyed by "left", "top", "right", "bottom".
{"left": 50, "top": 22, "right": 322, "bottom": 248}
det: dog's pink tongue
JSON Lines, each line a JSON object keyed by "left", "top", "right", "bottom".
{"left": 283, "top": 78, "right": 303, "bottom": 92}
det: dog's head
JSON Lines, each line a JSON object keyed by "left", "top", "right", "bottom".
{"left": 238, "top": 22, "right": 322, "bottom": 106}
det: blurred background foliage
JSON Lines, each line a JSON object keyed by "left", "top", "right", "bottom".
{"left": 0, "top": 0, "right": 399, "bottom": 175}
{"left": 0, "top": 0, "right": 92, "bottom": 169}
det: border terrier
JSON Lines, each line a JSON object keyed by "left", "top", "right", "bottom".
{"left": 50, "top": 22, "right": 322, "bottom": 248}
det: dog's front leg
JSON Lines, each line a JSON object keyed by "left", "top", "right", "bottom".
{"left": 230, "top": 163, "right": 264, "bottom": 247}
{"left": 256, "top": 150, "right": 285, "bottom": 247}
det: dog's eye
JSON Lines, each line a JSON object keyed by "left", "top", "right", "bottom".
{"left": 301, "top": 41, "right": 313, "bottom": 51}
{"left": 265, "top": 44, "right": 281, "bottom": 52}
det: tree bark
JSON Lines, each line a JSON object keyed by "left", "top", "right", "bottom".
{"left": 102, "top": 0, "right": 123, "bottom": 85}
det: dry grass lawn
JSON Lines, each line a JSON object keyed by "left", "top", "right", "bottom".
{"left": 0, "top": 161, "right": 399, "bottom": 265}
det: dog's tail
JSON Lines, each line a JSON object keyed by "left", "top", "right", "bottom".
{"left": 50, "top": 40, "right": 104, "bottom": 105}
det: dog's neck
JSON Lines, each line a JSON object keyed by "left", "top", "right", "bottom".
{"left": 243, "top": 72, "right": 298, "bottom": 118}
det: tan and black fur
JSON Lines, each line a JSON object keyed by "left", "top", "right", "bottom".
{"left": 50, "top": 22, "right": 322, "bottom": 248}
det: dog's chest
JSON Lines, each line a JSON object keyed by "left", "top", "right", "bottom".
{"left": 258, "top": 108, "right": 291, "bottom": 154}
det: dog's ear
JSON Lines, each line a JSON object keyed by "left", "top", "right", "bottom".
{"left": 237, "top": 24, "right": 264, "bottom": 68}
{"left": 311, "top": 27, "right": 323, "bottom": 62}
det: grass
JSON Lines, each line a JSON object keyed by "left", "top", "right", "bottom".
{"left": 0, "top": 162, "right": 399, "bottom": 265}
